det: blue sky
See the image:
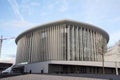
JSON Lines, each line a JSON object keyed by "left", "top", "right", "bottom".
{"left": 0, "top": 0, "right": 120, "bottom": 63}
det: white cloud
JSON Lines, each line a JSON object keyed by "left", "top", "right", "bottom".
{"left": 105, "top": 16, "right": 120, "bottom": 24}
{"left": 48, "top": 1, "right": 59, "bottom": 10}
{"left": 10, "top": 20, "right": 33, "bottom": 27}
{"left": 20, "top": 0, "right": 40, "bottom": 16}
{"left": 0, "top": 20, "right": 37, "bottom": 63}
{"left": 0, "top": 56, "right": 15, "bottom": 64}
{"left": 8, "top": 0, "right": 24, "bottom": 21}
{"left": 109, "top": 31, "right": 120, "bottom": 46}
{"left": 82, "top": 0, "right": 112, "bottom": 22}
{"left": 59, "top": 0, "right": 68, "bottom": 12}
{"left": 79, "top": 0, "right": 120, "bottom": 47}
{"left": 7, "top": 39, "right": 15, "bottom": 44}
{"left": 47, "top": 0, "right": 69, "bottom": 12}
{"left": 40, "top": 12, "right": 47, "bottom": 16}
{"left": 30, "top": 2, "right": 40, "bottom": 6}
{"left": 3, "top": 20, "right": 35, "bottom": 28}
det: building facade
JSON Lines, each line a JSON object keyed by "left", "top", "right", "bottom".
{"left": 16, "top": 20, "right": 109, "bottom": 64}
{"left": 0, "top": 62, "right": 12, "bottom": 74}
{"left": 14, "top": 20, "right": 115, "bottom": 74}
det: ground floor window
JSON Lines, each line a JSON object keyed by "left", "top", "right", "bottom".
{"left": 48, "top": 64, "right": 116, "bottom": 74}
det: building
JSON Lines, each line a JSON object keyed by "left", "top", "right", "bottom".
{"left": 0, "top": 62, "right": 12, "bottom": 73}
{"left": 14, "top": 20, "right": 120, "bottom": 74}
{"left": 105, "top": 40, "right": 120, "bottom": 62}
{"left": 15, "top": 20, "right": 109, "bottom": 63}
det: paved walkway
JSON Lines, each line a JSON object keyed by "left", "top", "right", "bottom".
{"left": 0, "top": 74, "right": 108, "bottom": 80}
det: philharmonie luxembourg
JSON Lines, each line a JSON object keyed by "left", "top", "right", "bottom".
{"left": 13, "top": 20, "right": 120, "bottom": 75}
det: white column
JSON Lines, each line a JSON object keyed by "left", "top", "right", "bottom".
{"left": 56, "top": 26, "right": 59, "bottom": 60}
{"left": 76, "top": 26, "right": 79, "bottom": 60}
{"left": 58, "top": 26, "right": 61, "bottom": 60}
{"left": 59, "top": 25, "right": 62, "bottom": 60}
{"left": 115, "top": 62, "right": 119, "bottom": 75}
{"left": 40, "top": 30, "right": 43, "bottom": 61}
{"left": 54, "top": 26, "right": 57, "bottom": 60}
{"left": 80, "top": 27, "right": 83, "bottom": 61}
{"left": 47, "top": 28, "right": 50, "bottom": 60}
{"left": 72, "top": 26, "right": 75, "bottom": 60}
{"left": 67, "top": 25, "right": 70, "bottom": 60}
{"left": 93, "top": 31, "right": 96, "bottom": 61}
{"left": 87, "top": 29, "right": 90, "bottom": 61}
{"left": 50, "top": 27, "right": 53, "bottom": 60}
{"left": 90, "top": 31, "right": 93, "bottom": 61}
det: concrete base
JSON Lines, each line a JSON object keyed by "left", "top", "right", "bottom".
{"left": 22, "top": 61, "right": 120, "bottom": 75}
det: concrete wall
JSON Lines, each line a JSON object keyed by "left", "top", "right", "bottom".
{"left": 24, "top": 62, "right": 49, "bottom": 73}
{"left": 23, "top": 61, "right": 120, "bottom": 74}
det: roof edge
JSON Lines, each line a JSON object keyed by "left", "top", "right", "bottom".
{"left": 15, "top": 19, "right": 109, "bottom": 44}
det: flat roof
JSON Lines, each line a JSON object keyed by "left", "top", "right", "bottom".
{"left": 25, "top": 61, "right": 120, "bottom": 68}
{"left": 48, "top": 61, "right": 120, "bottom": 68}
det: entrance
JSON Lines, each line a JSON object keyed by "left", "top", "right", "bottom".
{"left": 12, "top": 66, "right": 24, "bottom": 74}
{"left": 48, "top": 64, "right": 87, "bottom": 74}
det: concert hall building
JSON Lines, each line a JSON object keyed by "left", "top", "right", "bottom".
{"left": 14, "top": 20, "right": 120, "bottom": 75}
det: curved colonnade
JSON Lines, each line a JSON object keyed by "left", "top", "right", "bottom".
{"left": 16, "top": 20, "right": 109, "bottom": 64}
